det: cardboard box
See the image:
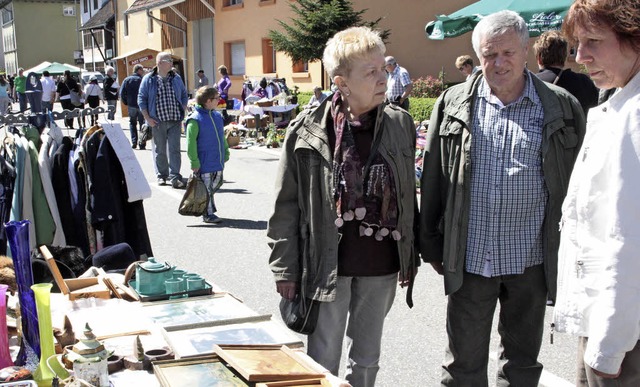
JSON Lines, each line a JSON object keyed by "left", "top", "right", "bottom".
{"left": 244, "top": 116, "right": 270, "bottom": 129}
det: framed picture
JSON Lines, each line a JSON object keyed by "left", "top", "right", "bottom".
{"left": 214, "top": 345, "right": 325, "bottom": 382}
{"left": 163, "top": 319, "right": 304, "bottom": 359}
{"left": 255, "top": 380, "right": 331, "bottom": 387}
{"left": 152, "top": 355, "right": 248, "bottom": 387}
{"left": 142, "top": 294, "right": 260, "bottom": 330}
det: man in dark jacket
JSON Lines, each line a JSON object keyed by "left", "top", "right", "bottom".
{"left": 533, "top": 30, "right": 599, "bottom": 117}
{"left": 120, "top": 64, "right": 146, "bottom": 149}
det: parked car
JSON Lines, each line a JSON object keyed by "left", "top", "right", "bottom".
{"left": 81, "top": 71, "right": 105, "bottom": 88}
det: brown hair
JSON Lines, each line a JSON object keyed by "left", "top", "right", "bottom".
{"left": 218, "top": 65, "right": 228, "bottom": 76}
{"left": 195, "top": 86, "right": 219, "bottom": 106}
{"left": 533, "top": 31, "right": 568, "bottom": 67}
{"left": 563, "top": 0, "right": 640, "bottom": 53}
{"left": 455, "top": 55, "right": 474, "bottom": 69}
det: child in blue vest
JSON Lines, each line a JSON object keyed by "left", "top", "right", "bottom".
{"left": 185, "top": 86, "right": 230, "bottom": 223}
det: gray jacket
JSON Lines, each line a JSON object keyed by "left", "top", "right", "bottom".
{"left": 267, "top": 97, "right": 419, "bottom": 305}
{"left": 419, "top": 71, "right": 586, "bottom": 302}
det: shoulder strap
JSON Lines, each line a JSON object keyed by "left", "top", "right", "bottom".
{"left": 552, "top": 69, "right": 566, "bottom": 85}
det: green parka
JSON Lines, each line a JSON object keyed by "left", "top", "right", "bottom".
{"left": 419, "top": 70, "right": 586, "bottom": 303}
{"left": 267, "top": 96, "right": 419, "bottom": 306}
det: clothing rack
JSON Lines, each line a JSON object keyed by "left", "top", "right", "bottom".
{"left": 0, "top": 106, "right": 116, "bottom": 125}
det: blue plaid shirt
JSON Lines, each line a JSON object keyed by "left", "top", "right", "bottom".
{"left": 385, "top": 65, "right": 412, "bottom": 101}
{"left": 466, "top": 72, "right": 547, "bottom": 277}
{"left": 155, "top": 74, "right": 182, "bottom": 122}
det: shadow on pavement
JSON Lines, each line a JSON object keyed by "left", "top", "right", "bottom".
{"left": 218, "top": 188, "right": 250, "bottom": 194}
{"left": 186, "top": 219, "right": 267, "bottom": 230}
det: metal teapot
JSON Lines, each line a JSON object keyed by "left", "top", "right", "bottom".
{"left": 135, "top": 257, "right": 174, "bottom": 295}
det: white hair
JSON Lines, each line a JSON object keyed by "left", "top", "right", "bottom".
{"left": 322, "top": 26, "right": 386, "bottom": 78}
{"left": 472, "top": 10, "right": 529, "bottom": 59}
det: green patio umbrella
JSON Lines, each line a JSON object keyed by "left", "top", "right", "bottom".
{"left": 425, "top": 0, "right": 574, "bottom": 40}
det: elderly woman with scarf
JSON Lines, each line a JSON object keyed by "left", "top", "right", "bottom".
{"left": 267, "top": 26, "right": 418, "bottom": 387}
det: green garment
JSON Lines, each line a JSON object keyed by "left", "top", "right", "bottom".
{"left": 22, "top": 125, "right": 55, "bottom": 246}
{"left": 14, "top": 75, "right": 26, "bottom": 93}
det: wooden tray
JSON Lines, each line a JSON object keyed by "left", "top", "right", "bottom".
{"left": 128, "top": 279, "right": 213, "bottom": 302}
{"left": 213, "top": 345, "right": 325, "bottom": 382}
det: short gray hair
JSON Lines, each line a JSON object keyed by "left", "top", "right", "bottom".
{"left": 472, "top": 10, "right": 529, "bottom": 59}
{"left": 156, "top": 52, "right": 172, "bottom": 63}
{"left": 322, "top": 26, "right": 385, "bottom": 79}
{"left": 105, "top": 66, "right": 115, "bottom": 74}
{"left": 133, "top": 64, "right": 144, "bottom": 73}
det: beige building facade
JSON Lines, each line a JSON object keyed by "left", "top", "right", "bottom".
{"left": 1, "top": 0, "right": 79, "bottom": 75}
{"left": 115, "top": 0, "right": 581, "bottom": 99}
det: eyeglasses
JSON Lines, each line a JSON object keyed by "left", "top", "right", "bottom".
{"left": 159, "top": 59, "right": 172, "bottom": 64}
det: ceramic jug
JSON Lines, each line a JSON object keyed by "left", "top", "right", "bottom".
{"left": 135, "top": 258, "right": 174, "bottom": 295}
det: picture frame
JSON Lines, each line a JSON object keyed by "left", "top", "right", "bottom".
{"left": 255, "top": 379, "right": 331, "bottom": 387}
{"left": 163, "top": 319, "right": 304, "bottom": 359}
{"left": 152, "top": 355, "right": 248, "bottom": 387}
{"left": 214, "top": 345, "right": 325, "bottom": 382}
{"left": 142, "top": 294, "right": 260, "bottom": 330}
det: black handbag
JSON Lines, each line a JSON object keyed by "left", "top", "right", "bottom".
{"left": 279, "top": 294, "right": 319, "bottom": 335}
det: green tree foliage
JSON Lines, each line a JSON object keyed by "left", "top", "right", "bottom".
{"left": 268, "top": 0, "right": 390, "bottom": 64}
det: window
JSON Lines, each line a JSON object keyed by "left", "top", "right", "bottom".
{"left": 62, "top": 5, "right": 75, "bottom": 16}
{"left": 147, "top": 14, "right": 153, "bottom": 33}
{"left": 223, "top": 0, "right": 243, "bottom": 7}
{"left": 224, "top": 41, "right": 245, "bottom": 75}
{"left": 262, "top": 39, "right": 276, "bottom": 74}
{"left": 1, "top": 5, "right": 13, "bottom": 25}
{"left": 83, "top": 0, "right": 88, "bottom": 13}
{"left": 292, "top": 60, "right": 308, "bottom": 73}
{"left": 123, "top": 14, "right": 129, "bottom": 36}
{"left": 83, "top": 30, "right": 104, "bottom": 48}
{"left": 93, "top": 0, "right": 98, "bottom": 11}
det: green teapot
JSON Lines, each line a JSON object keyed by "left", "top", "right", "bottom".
{"left": 135, "top": 258, "right": 174, "bottom": 295}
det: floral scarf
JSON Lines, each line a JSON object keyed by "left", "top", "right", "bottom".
{"left": 330, "top": 91, "right": 400, "bottom": 241}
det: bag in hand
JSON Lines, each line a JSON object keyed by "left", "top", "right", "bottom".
{"left": 69, "top": 90, "right": 83, "bottom": 107}
{"left": 178, "top": 174, "right": 208, "bottom": 216}
{"left": 279, "top": 294, "right": 319, "bottom": 335}
{"left": 139, "top": 123, "right": 153, "bottom": 144}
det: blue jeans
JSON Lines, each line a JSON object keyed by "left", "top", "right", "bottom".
{"left": 151, "top": 120, "right": 182, "bottom": 182}
{"left": 201, "top": 171, "right": 223, "bottom": 217}
{"left": 107, "top": 100, "right": 117, "bottom": 120}
{"left": 127, "top": 107, "right": 144, "bottom": 145}
{"left": 307, "top": 273, "right": 397, "bottom": 387}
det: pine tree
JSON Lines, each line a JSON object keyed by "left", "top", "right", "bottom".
{"left": 268, "top": 0, "right": 390, "bottom": 65}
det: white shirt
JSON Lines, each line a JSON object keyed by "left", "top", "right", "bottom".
{"left": 41, "top": 76, "right": 56, "bottom": 102}
{"left": 554, "top": 70, "right": 640, "bottom": 374}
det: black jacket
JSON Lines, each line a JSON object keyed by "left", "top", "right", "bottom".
{"left": 120, "top": 73, "right": 142, "bottom": 108}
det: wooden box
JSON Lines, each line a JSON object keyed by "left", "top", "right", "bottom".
{"left": 39, "top": 246, "right": 111, "bottom": 300}
{"left": 244, "top": 116, "right": 270, "bottom": 129}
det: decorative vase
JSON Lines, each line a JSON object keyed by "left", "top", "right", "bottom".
{"left": 0, "top": 284, "right": 14, "bottom": 368}
{"left": 31, "top": 283, "right": 55, "bottom": 387}
{"left": 4, "top": 220, "right": 40, "bottom": 366}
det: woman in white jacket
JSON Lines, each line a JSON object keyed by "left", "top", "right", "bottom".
{"left": 555, "top": 0, "right": 640, "bottom": 385}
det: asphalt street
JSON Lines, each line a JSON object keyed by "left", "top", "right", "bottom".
{"left": 41, "top": 102, "right": 580, "bottom": 386}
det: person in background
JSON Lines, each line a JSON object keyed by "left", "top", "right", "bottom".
{"left": 83, "top": 76, "right": 103, "bottom": 127}
{"left": 251, "top": 78, "right": 269, "bottom": 99}
{"left": 533, "top": 30, "right": 599, "bottom": 116}
{"left": 138, "top": 52, "right": 189, "bottom": 189}
{"left": 195, "top": 69, "right": 209, "bottom": 90}
{"left": 13, "top": 68, "right": 27, "bottom": 113}
{"left": 268, "top": 26, "right": 418, "bottom": 387}
{"left": 420, "top": 10, "right": 586, "bottom": 386}
{"left": 120, "top": 64, "right": 146, "bottom": 149}
{"left": 554, "top": 0, "right": 640, "bottom": 385}
{"left": 185, "top": 86, "right": 229, "bottom": 224}
{"left": 455, "top": 54, "right": 481, "bottom": 80}
{"left": 40, "top": 71, "right": 56, "bottom": 116}
{"left": 0, "top": 75, "right": 10, "bottom": 114}
{"left": 217, "top": 65, "right": 232, "bottom": 108}
{"left": 384, "top": 56, "right": 412, "bottom": 110}
{"left": 305, "top": 86, "right": 327, "bottom": 108}
{"left": 103, "top": 66, "right": 119, "bottom": 120}
{"left": 56, "top": 70, "right": 81, "bottom": 129}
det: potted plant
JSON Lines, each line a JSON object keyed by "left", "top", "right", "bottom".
{"left": 265, "top": 123, "right": 286, "bottom": 148}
